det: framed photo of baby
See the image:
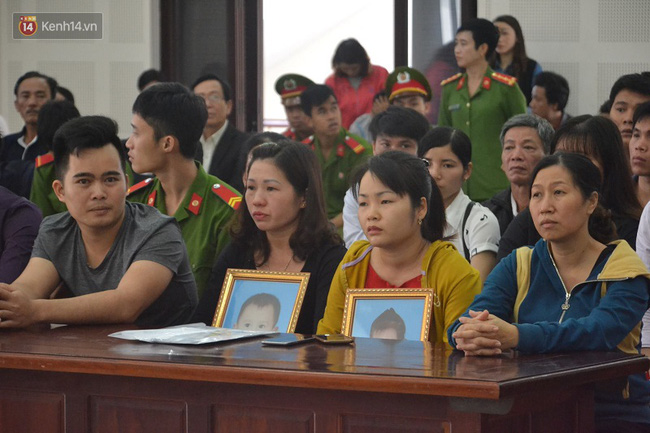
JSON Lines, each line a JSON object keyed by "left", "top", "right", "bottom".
{"left": 212, "top": 269, "right": 310, "bottom": 333}
{"left": 341, "top": 289, "right": 434, "bottom": 341}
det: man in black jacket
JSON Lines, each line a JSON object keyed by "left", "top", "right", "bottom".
{"left": 0, "top": 71, "right": 57, "bottom": 197}
{"left": 530, "top": 71, "right": 571, "bottom": 131}
{"left": 482, "top": 114, "right": 552, "bottom": 235}
{"left": 192, "top": 74, "right": 248, "bottom": 192}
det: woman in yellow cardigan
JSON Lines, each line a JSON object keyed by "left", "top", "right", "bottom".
{"left": 317, "top": 152, "right": 482, "bottom": 343}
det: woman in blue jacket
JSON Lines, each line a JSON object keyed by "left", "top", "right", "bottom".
{"left": 449, "top": 152, "right": 650, "bottom": 432}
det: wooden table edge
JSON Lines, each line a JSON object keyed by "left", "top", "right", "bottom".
{"left": 0, "top": 352, "right": 502, "bottom": 399}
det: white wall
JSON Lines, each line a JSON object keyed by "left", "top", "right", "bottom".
{"left": 4, "top": 1, "right": 648, "bottom": 136}
{"left": 0, "top": 0, "right": 160, "bottom": 139}
{"left": 263, "top": 0, "right": 395, "bottom": 128}
{"left": 479, "top": 0, "right": 650, "bottom": 116}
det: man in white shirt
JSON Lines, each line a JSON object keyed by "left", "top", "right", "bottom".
{"left": 343, "top": 106, "right": 431, "bottom": 247}
{"left": 192, "top": 74, "right": 248, "bottom": 192}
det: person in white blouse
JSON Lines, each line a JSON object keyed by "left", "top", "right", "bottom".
{"left": 419, "top": 126, "right": 500, "bottom": 281}
{"left": 636, "top": 202, "right": 650, "bottom": 354}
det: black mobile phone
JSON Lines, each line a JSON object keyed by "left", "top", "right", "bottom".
{"left": 261, "top": 334, "right": 315, "bottom": 346}
{"left": 314, "top": 334, "right": 355, "bottom": 345}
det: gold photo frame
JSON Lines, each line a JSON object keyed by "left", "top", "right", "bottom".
{"left": 212, "top": 269, "right": 310, "bottom": 333}
{"left": 341, "top": 288, "right": 434, "bottom": 341}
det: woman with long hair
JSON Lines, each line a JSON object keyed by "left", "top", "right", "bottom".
{"left": 491, "top": 15, "right": 542, "bottom": 104}
{"left": 498, "top": 115, "right": 642, "bottom": 259}
{"left": 450, "top": 152, "right": 650, "bottom": 433}
{"left": 325, "top": 38, "right": 388, "bottom": 130}
{"left": 318, "top": 151, "right": 481, "bottom": 343}
{"left": 419, "top": 126, "right": 500, "bottom": 282}
{"left": 192, "top": 141, "right": 346, "bottom": 333}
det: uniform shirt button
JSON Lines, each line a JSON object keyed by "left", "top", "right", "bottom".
{"left": 466, "top": 121, "right": 470, "bottom": 126}
{"left": 466, "top": 102, "right": 470, "bottom": 108}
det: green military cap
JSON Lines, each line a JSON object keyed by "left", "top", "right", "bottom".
{"left": 385, "top": 67, "right": 432, "bottom": 102}
{"left": 275, "top": 74, "right": 315, "bottom": 106}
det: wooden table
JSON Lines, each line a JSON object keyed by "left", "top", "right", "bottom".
{"left": 0, "top": 325, "right": 647, "bottom": 433}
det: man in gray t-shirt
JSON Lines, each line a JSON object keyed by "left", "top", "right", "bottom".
{"left": 33, "top": 202, "right": 197, "bottom": 327}
{"left": 0, "top": 116, "right": 197, "bottom": 329}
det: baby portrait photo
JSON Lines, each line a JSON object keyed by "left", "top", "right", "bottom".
{"left": 214, "top": 269, "right": 310, "bottom": 333}
{"left": 343, "top": 289, "right": 434, "bottom": 341}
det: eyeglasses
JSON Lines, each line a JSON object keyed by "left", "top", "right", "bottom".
{"left": 198, "top": 93, "right": 225, "bottom": 103}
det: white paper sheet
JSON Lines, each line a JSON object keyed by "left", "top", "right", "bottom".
{"left": 109, "top": 323, "right": 277, "bottom": 345}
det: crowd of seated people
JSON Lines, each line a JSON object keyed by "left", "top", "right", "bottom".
{"left": 1, "top": 16, "right": 650, "bottom": 431}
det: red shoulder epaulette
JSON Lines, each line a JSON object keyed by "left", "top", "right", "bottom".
{"left": 126, "top": 177, "right": 153, "bottom": 196}
{"left": 211, "top": 182, "right": 242, "bottom": 210}
{"left": 35, "top": 152, "right": 54, "bottom": 168}
{"left": 302, "top": 135, "right": 315, "bottom": 151}
{"left": 283, "top": 128, "right": 297, "bottom": 140}
{"left": 343, "top": 135, "right": 366, "bottom": 155}
{"left": 491, "top": 72, "right": 518, "bottom": 87}
{"left": 440, "top": 73, "right": 463, "bottom": 86}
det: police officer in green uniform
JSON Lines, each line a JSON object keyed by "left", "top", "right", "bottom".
{"left": 439, "top": 18, "right": 526, "bottom": 202}
{"left": 300, "top": 84, "right": 371, "bottom": 229}
{"left": 126, "top": 83, "right": 240, "bottom": 298}
{"left": 28, "top": 100, "right": 80, "bottom": 217}
{"left": 349, "top": 66, "right": 432, "bottom": 141}
{"left": 275, "top": 73, "right": 315, "bottom": 142}
{"left": 31, "top": 152, "right": 66, "bottom": 217}
{"left": 385, "top": 66, "right": 433, "bottom": 117}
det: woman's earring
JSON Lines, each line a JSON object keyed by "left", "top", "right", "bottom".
{"left": 417, "top": 218, "right": 423, "bottom": 226}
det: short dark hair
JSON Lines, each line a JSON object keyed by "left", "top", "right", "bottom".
{"left": 351, "top": 151, "right": 446, "bottom": 243}
{"left": 237, "top": 293, "right": 281, "bottom": 326}
{"left": 369, "top": 106, "right": 431, "bottom": 143}
{"left": 608, "top": 73, "right": 650, "bottom": 102}
{"left": 56, "top": 86, "right": 75, "bottom": 103}
{"left": 633, "top": 101, "right": 650, "bottom": 127}
{"left": 332, "top": 38, "right": 370, "bottom": 77}
{"left": 132, "top": 82, "right": 207, "bottom": 159}
{"left": 551, "top": 114, "right": 642, "bottom": 220}
{"left": 137, "top": 69, "right": 165, "bottom": 91}
{"left": 53, "top": 116, "right": 125, "bottom": 180}
{"left": 457, "top": 18, "right": 499, "bottom": 58}
{"left": 533, "top": 71, "right": 570, "bottom": 112}
{"left": 191, "top": 73, "right": 232, "bottom": 102}
{"left": 301, "top": 85, "right": 336, "bottom": 117}
{"left": 599, "top": 99, "right": 612, "bottom": 115}
{"left": 418, "top": 126, "right": 472, "bottom": 169}
{"left": 37, "top": 100, "right": 81, "bottom": 150}
{"left": 370, "top": 308, "right": 406, "bottom": 340}
{"left": 231, "top": 141, "right": 341, "bottom": 266}
{"left": 530, "top": 152, "right": 616, "bottom": 244}
{"left": 14, "top": 71, "right": 57, "bottom": 99}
